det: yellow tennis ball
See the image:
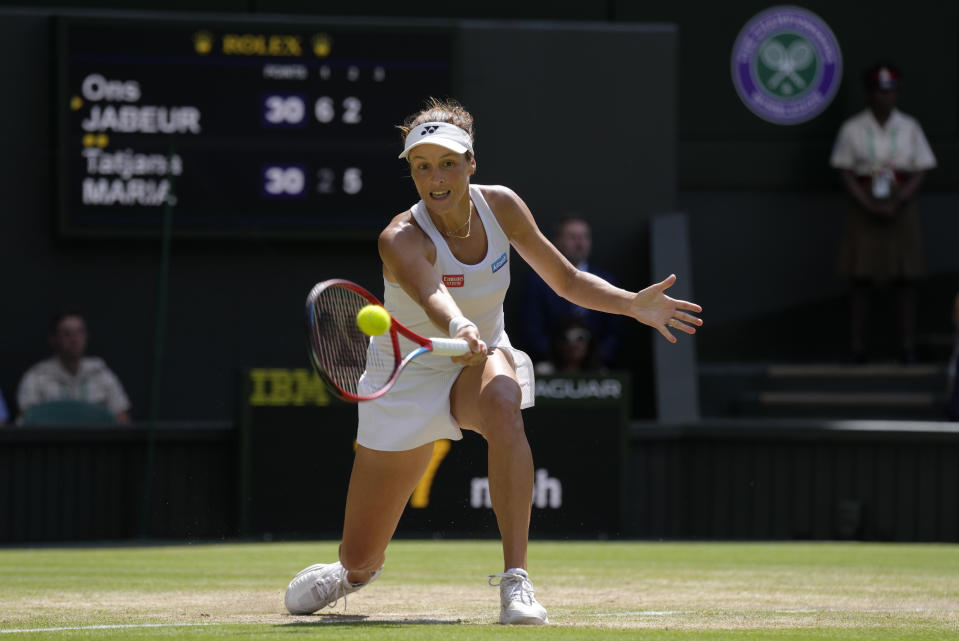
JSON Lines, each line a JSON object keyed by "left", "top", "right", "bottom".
{"left": 356, "top": 304, "right": 391, "bottom": 336}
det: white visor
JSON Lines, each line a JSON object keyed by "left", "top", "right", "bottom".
{"left": 398, "top": 121, "right": 474, "bottom": 159}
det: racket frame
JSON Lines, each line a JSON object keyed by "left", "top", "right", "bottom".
{"left": 305, "top": 278, "right": 468, "bottom": 403}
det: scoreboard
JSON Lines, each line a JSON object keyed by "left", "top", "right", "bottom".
{"left": 56, "top": 16, "right": 453, "bottom": 238}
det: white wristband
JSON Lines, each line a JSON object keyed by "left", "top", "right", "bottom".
{"left": 448, "top": 315, "right": 477, "bottom": 338}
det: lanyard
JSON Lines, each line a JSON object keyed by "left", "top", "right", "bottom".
{"left": 866, "top": 123, "right": 898, "bottom": 169}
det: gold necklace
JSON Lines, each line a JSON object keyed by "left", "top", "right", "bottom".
{"left": 443, "top": 205, "right": 473, "bottom": 239}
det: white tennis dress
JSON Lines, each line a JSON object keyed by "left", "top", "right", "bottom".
{"left": 357, "top": 185, "right": 535, "bottom": 451}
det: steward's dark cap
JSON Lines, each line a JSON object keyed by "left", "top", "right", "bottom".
{"left": 864, "top": 62, "right": 900, "bottom": 91}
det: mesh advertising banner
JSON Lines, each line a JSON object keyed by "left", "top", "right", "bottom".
{"left": 240, "top": 369, "right": 630, "bottom": 539}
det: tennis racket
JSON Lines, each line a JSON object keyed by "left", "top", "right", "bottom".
{"left": 305, "top": 279, "right": 472, "bottom": 402}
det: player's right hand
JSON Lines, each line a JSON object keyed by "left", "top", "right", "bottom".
{"left": 451, "top": 326, "right": 488, "bottom": 366}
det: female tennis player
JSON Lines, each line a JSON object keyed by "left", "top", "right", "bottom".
{"left": 285, "top": 98, "right": 703, "bottom": 624}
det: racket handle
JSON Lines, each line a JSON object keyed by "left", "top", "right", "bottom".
{"left": 429, "top": 337, "right": 472, "bottom": 356}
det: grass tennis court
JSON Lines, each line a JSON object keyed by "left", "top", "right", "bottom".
{"left": 1, "top": 540, "right": 957, "bottom": 639}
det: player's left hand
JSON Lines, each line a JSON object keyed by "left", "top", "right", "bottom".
{"left": 629, "top": 274, "right": 703, "bottom": 343}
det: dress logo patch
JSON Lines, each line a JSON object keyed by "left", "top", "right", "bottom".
{"left": 442, "top": 274, "right": 465, "bottom": 287}
{"left": 491, "top": 252, "right": 508, "bottom": 273}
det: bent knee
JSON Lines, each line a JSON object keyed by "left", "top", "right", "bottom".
{"left": 483, "top": 378, "right": 522, "bottom": 415}
{"left": 477, "top": 380, "right": 524, "bottom": 439}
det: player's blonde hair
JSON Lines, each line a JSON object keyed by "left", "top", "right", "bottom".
{"left": 398, "top": 97, "right": 475, "bottom": 158}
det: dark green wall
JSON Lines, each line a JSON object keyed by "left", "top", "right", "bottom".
{"left": 622, "top": 2, "right": 959, "bottom": 361}
{"left": 249, "top": 0, "right": 959, "bottom": 357}
{"left": 2, "top": 0, "right": 955, "bottom": 191}
{"left": 1, "top": 1, "right": 957, "bottom": 421}
{"left": 0, "top": 8, "right": 676, "bottom": 420}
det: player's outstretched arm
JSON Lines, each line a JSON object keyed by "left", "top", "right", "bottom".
{"left": 486, "top": 186, "right": 703, "bottom": 342}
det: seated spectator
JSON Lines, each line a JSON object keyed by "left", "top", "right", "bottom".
{"left": 535, "top": 317, "right": 600, "bottom": 375}
{"left": 521, "top": 215, "right": 623, "bottom": 370}
{"left": 17, "top": 312, "right": 131, "bottom": 424}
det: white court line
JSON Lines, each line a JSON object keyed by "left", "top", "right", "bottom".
{"left": 0, "top": 623, "right": 213, "bottom": 634}
{"left": 584, "top": 607, "right": 944, "bottom": 618}
{"left": 0, "top": 617, "right": 461, "bottom": 634}
{"left": 584, "top": 610, "right": 691, "bottom": 617}
{"left": 775, "top": 608, "right": 939, "bottom": 614}
{"left": 4, "top": 609, "right": 947, "bottom": 632}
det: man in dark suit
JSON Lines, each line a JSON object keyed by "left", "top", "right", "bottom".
{"left": 520, "top": 215, "right": 623, "bottom": 371}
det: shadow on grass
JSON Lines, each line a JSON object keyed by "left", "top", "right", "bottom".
{"left": 280, "top": 613, "right": 464, "bottom": 627}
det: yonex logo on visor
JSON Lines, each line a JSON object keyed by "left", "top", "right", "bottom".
{"left": 399, "top": 121, "right": 474, "bottom": 159}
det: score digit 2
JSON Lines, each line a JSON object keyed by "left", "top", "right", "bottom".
{"left": 314, "top": 96, "right": 362, "bottom": 124}
{"left": 316, "top": 167, "right": 363, "bottom": 195}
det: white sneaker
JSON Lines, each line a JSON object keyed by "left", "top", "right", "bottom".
{"left": 284, "top": 561, "right": 381, "bottom": 615}
{"left": 488, "top": 568, "right": 549, "bottom": 624}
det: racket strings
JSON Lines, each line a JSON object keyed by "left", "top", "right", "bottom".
{"left": 310, "top": 285, "right": 395, "bottom": 396}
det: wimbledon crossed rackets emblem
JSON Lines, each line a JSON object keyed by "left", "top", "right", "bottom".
{"left": 759, "top": 36, "right": 815, "bottom": 96}
{"left": 731, "top": 6, "right": 842, "bottom": 125}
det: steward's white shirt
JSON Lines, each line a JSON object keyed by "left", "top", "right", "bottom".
{"left": 830, "top": 108, "right": 936, "bottom": 175}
